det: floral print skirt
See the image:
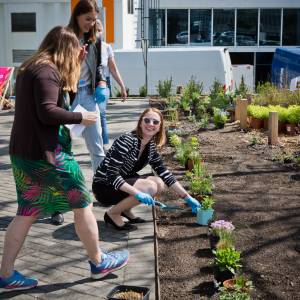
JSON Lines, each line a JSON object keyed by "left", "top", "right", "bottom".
{"left": 11, "top": 126, "right": 92, "bottom": 217}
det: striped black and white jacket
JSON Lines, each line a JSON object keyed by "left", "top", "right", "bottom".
{"left": 93, "top": 131, "right": 177, "bottom": 190}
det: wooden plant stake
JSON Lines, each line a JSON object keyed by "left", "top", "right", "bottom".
{"left": 235, "top": 96, "right": 241, "bottom": 121}
{"left": 268, "top": 111, "right": 278, "bottom": 145}
{"left": 240, "top": 99, "right": 248, "bottom": 130}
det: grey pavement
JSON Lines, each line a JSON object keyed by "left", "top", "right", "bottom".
{"left": 0, "top": 98, "right": 156, "bottom": 299}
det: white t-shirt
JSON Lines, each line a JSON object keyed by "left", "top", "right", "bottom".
{"left": 101, "top": 42, "right": 114, "bottom": 78}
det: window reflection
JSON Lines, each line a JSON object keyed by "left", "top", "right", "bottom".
{"left": 237, "top": 9, "right": 258, "bottom": 46}
{"left": 190, "top": 10, "right": 211, "bottom": 45}
{"left": 283, "top": 9, "right": 300, "bottom": 45}
{"left": 167, "top": 9, "right": 188, "bottom": 45}
{"left": 149, "top": 9, "right": 165, "bottom": 47}
{"left": 259, "top": 9, "right": 280, "bottom": 46}
{"left": 213, "top": 9, "right": 234, "bottom": 46}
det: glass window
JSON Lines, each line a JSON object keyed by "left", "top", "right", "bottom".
{"left": 149, "top": 9, "right": 165, "bottom": 47}
{"left": 167, "top": 9, "right": 188, "bottom": 45}
{"left": 282, "top": 9, "right": 300, "bottom": 45}
{"left": 127, "top": 0, "right": 134, "bottom": 14}
{"left": 11, "top": 13, "right": 36, "bottom": 32}
{"left": 213, "top": 9, "right": 234, "bottom": 46}
{"left": 236, "top": 9, "right": 258, "bottom": 46}
{"left": 259, "top": 9, "right": 281, "bottom": 46}
{"left": 190, "top": 10, "right": 211, "bottom": 45}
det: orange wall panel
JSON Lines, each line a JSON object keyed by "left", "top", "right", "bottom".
{"left": 103, "top": 0, "right": 114, "bottom": 43}
{"left": 71, "top": 0, "right": 80, "bottom": 11}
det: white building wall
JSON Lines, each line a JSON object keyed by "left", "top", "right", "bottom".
{"left": 0, "top": 0, "right": 70, "bottom": 67}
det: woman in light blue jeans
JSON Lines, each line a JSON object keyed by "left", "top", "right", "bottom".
{"left": 96, "top": 19, "right": 127, "bottom": 150}
{"left": 71, "top": 85, "right": 105, "bottom": 172}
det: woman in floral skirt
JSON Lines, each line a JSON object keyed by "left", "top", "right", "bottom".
{"left": 0, "top": 26, "right": 129, "bottom": 294}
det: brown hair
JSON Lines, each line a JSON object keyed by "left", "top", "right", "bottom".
{"left": 68, "top": 0, "right": 99, "bottom": 43}
{"left": 136, "top": 108, "right": 166, "bottom": 147}
{"left": 19, "top": 26, "right": 81, "bottom": 92}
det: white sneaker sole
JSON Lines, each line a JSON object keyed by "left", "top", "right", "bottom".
{"left": 90, "top": 258, "right": 129, "bottom": 280}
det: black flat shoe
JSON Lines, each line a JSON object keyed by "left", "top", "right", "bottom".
{"left": 121, "top": 212, "right": 146, "bottom": 224}
{"left": 50, "top": 212, "right": 64, "bottom": 226}
{"left": 104, "top": 213, "right": 137, "bottom": 231}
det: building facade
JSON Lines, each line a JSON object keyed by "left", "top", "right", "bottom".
{"left": 0, "top": 0, "right": 299, "bottom": 84}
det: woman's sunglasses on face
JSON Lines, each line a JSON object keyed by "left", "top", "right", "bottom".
{"left": 143, "top": 117, "right": 160, "bottom": 125}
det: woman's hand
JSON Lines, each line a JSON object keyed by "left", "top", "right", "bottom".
{"left": 120, "top": 86, "right": 127, "bottom": 102}
{"left": 79, "top": 44, "right": 88, "bottom": 61}
{"left": 184, "top": 195, "right": 201, "bottom": 214}
{"left": 134, "top": 192, "right": 155, "bottom": 206}
{"left": 81, "top": 111, "right": 98, "bottom": 126}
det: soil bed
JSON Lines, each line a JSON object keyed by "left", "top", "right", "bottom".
{"left": 156, "top": 122, "right": 300, "bottom": 300}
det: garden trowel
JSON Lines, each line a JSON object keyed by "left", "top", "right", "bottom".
{"left": 154, "top": 200, "right": 184, "bottom": 211}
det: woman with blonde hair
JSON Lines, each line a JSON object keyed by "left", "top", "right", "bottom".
{"left": 92, "top": 108, "right": 201, "bottom": 230}
{"left": 0, "top": 26, "right": 129, "bottom": 294}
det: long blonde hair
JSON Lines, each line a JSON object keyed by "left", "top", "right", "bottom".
{"left": 136, "top": 108, "right": 167, "bottom": 147}
{"left": 19, "top": 26, "right": 81, "bottom": 92}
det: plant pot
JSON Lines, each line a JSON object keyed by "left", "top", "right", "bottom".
{"left": 208, "top": 232, "right": 220, "bottom": 251}
{"left": 249, "top": 117, "right": 263, "bottom": 130}
{"left": 215, "top": 122, "right": 225, "bottom": 129}
{"left": 149, "top": 98, "right": 166, "bottom": 110}
{"left": 286, "top": 123, "right": 297, "bottom": 136}
{"left": 214, "top": 268, "right": 234, "bottom": 285}
{"left": 278, "top": 122, "right": 286, "bottom": 134}
{"left": 196, "top": 208, "right": 214, "bottom": 225}
{"left": 185, "top": 159, "right": 194, "bottom": 171}
{"left": 193, "top": 194, "right": 204, "bottom": 202}
{"left": 263, "top": 119, "right": 269, "bottom": 130}
{"left": 223, "top": 279, "right": 252, "bottom": 294}
{"left": 107, "top": 285, "right": 150, "bottom": 300}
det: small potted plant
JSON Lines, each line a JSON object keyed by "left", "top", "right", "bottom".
{"left": 213, "top": 247, "right": 242, "bottom": 284}
{"left": 213, "top": 108, "right": 228, "bottom": 129}
{"left": 223, "top": 274, "right": 254, "bottom": 293}
{"left": 209, "top": 220, "right": 235, "bottom": 251}
{"left": 196, "top": 196, "right": 215, "bottom": 226}
{"left": 107, "top": 285, "right": 150, "bottom": 300}
{"left": 219, "top": 275, "right": 253, "bottom": 300}
{"left": 169, "top": 133, "right": 181, "bottom": 148}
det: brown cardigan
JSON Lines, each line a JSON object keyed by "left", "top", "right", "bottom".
{"left": 9, "top": 63, "right": 82, "bottom": 164}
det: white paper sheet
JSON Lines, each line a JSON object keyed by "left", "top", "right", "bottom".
{"left": 65, "top": 104, "right": 86, "bottom": 138}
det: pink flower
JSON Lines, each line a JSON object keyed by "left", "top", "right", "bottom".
{"left": 23, "top": 185, "right": 41, "bottom": 200}
{"left": 67, "top": 189, "right": 81, "bottom": 203}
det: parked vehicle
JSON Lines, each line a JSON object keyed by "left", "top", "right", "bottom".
{"left": 113, "top": 47, "right": 233, "bottom": 95}
{"left": 272, "top": 47, "right": 300, "bottom": 90}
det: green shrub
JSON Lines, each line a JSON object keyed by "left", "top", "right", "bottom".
{"left": 247, "top": 105, "right": 269, "bottom": 120}
{"left": 157, "top": 77, "right": 173, "bottom": 98}
{"left": 213, "top": 247, "right": 242, "bottom": 274}
{"left": 286, "top": 105, "right": 300, "bottom": 124}
{"left": 169, "top": 134, "right": 181, "bottom": 147}
{"left": 201, "top": 196, "right": 215, "bottom": 210}
{"left": 139, "top": 85, "right": 147, "bottom": 97}
{"left": 213, "top": 108, "right": 228, "bottom": 127}
{"left": 268, "top": 105, "right": 288, "bottom": 123}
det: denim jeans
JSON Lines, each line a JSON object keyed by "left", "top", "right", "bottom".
{"left": 98, "top": 77, "right": 111, "bottom": 145}
{"left": 71, "top": 85, "right": 105, "bottom": 172}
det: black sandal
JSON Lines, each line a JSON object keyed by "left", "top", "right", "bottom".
{"left": 104, "top": 213, "right": 137, "bottom": 231}
{"left": 121, "top": 212, "right": 146, "bottom": 224}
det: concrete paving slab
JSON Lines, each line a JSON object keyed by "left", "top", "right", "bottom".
{"left": 0, "top": 98, "right": 156, "bottom": 299}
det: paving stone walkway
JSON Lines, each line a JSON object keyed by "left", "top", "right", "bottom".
{"left": 0, "top": 98, "right": 156, "bottom": 299}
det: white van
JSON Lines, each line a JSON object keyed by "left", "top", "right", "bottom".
{"left": 113, "top": 47, "right": 233, "bottom": 95}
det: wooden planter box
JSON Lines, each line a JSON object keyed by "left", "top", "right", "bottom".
{"left": 249, "top": 117, "right": 263, "bottom": 130}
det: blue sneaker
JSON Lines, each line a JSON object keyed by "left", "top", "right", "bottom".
{"left": 0, "top": 270, "right": 38, "bottom": 293}
{"left": 89, "top": 249, "right": 129, "bottom": 279}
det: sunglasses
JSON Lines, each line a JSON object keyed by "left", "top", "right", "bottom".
{"left": 143, "top": 117, "right": 160, "bottom": 125}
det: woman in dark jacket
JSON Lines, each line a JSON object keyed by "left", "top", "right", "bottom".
{"left": 0, "top": 26, "right": 128, "bottom": 294}
{"left": 92, "top": 108, "right": 201, "bottom": 230}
